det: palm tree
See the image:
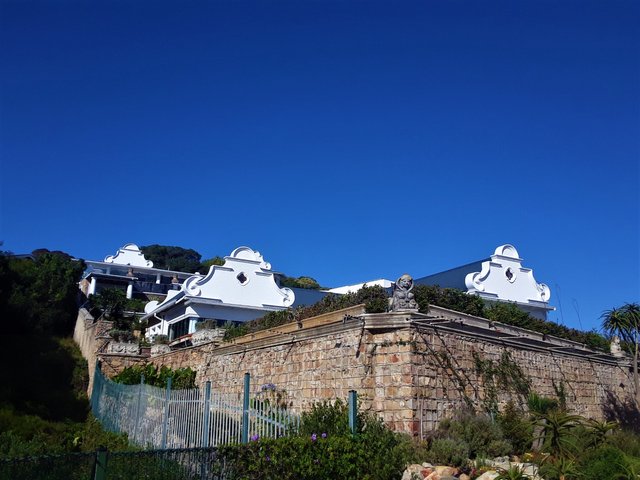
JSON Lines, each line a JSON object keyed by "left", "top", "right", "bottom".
{"left": 602, "top": 303, "right": 640, "bottom": 407}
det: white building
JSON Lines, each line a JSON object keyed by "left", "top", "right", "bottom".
{"left": 81, "top": 243, "right": 192, "bottom": 299}
{"left": 415, "top": 244, "right": 554, "bottom": 320}
{"left": 142, "top": 246, "right": 295, "bottom": 340}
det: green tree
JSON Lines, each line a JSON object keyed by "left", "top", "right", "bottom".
{"left": 1, "top": 250, "right": 85, "bottom": 334}
{"left": 199, "top": 256, "right": 225, "bottom": 272}
{"left": 602, "top": 303, "right": 640, "bottom": 406}
{"left": 279, "top": 275, "right": 321, "bottom": 290}
{"left": 139, "top": 244, "right": 202, "bottom": 272}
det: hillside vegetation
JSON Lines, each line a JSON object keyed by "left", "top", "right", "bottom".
{"left": 0, "top": 251, "right": 129, "bottom": 458}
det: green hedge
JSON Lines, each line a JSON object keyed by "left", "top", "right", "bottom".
{"left": 224, "top": 285, "right": 389, "bottom": 341}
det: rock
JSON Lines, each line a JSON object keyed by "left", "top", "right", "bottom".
{"left": 424, "top": 472, "right": 440, "bottom": 480}
{"left": 401, "top": 464, "right": 428, "bottom": 480}
{"left": 107, "top": 342, "right": 140, "bottom": 355}
{"left": 422, "top": 463, "right": 434, "bottom": 469}
{"left": 476, "top": 472, "right": 499, "bottom": 480}
{"left": 434, "top": 466, "right": 457, "bottom": 477}
{"left": 459, "top": 475, "right": 471, "bottom": 480}
{"left": 151, "top": 344, "right": 171, "bottom": 356}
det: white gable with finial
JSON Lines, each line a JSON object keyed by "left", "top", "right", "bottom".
{"left": 104, "top": 243, "right": 153, "bottom": 268}
{"left": 465, "top": 244, "right": 551, "bottom": 305}
{"left": 180, "top": 246, "right": 294, "bottom": 308}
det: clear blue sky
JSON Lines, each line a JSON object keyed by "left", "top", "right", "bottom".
{"left": 1, "top": 0, "right": 638, "bottom": 332}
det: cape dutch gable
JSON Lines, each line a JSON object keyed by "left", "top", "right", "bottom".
{"left": 415, "top": 244, "right": 554, "bottom": 320}
{"left": 143, "top": 247, "right": 295, "bottom": 340}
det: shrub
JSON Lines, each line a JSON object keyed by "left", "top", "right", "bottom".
{"left": 497, "top": 401, "right": 533, "bottom": 454}
{"left": 111, "top": 364, "right": 196, "bottom": 389}
{"left": 298, "top": 399, "right": 351, "bottom": 437}
{"left": 437, "top": 409, "right": 511, "bottom": 458}
{"left": 574, "top": 445, "right": 632, "bottom": 480}
{"left": 109, "top": 329, "right": 135, "bottom": 343}
{"left": 195, "top": 319, "right": 217, "bottom": 331}
{"left": 427, "top": 438, "right": 470, "bottom": 467}
{"left": 153, "top": 334, "right": 169, "bottom": 345}
{"left": 413, "top": 284, "right": 485, "bottom": 317}
{"left": 217, "top": 404, "right": 410, "bottom": 480}
{"left": 224, "top": 285, "right": 389, "bottom": 341}
{"left": 609, "top": 428, "right": 640, "bottom": 458}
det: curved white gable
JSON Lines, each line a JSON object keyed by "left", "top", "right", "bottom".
{"left": 104, "top": 243, "right": 154, "bottom": 268}
{"left": 465, "top": 244, "right": 551, "bottom": 304}
{"left": 178, "top": 246, "right": 293, "bottom": 308}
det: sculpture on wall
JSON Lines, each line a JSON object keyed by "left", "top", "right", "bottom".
{"left": 391, "top": 274, "right": 418, "bottom": 312}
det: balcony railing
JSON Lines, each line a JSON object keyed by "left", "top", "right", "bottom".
{"left": 133, "top": 281, "right": 181, "bottom": 295}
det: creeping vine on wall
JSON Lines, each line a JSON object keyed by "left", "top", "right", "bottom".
{"left": 472, "top": 349, "right": 531, "bottom": 415}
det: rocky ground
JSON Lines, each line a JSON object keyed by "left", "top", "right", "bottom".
{"left": 402, "top": 456, "right": 542, "bottom": 480}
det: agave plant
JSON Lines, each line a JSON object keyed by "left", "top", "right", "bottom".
{"left": 532, "top": 410, "right": 583, "bottom": 458}
{"left": 495, "top": 464, "right": 531, "bottom": 480}
{"left": 583, "top": 418, "right": 619, "bottom": 448}
{"left": 540, "top": 456, "right": 582, "bottom": 480}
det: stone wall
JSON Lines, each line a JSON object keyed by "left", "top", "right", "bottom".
{"left": 78, "top": 305, "right": 634, "bottom": 437}
{"left": 73, "top": 308, "right": 148, "bottom": 394}
{"left": 410, "top": 328, "right": 631, "bottom": 434}
{"left": 73, "top": 308, "right": 112, "bottom": 394}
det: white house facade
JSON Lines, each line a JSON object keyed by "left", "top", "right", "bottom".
{"left": 415, "top": 244, "right": 554, "bottom": 320}
{"left": 142, "top": 247, "right": 295, "bottom": 341}
{"left": 81, "top": 243, "right": 191, "bottom": 299}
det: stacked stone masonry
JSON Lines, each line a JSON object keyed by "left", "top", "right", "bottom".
{"left": 79, "top": 306, "right": 634, "bottom": 437}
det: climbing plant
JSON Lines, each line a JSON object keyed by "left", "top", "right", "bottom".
{"left": 472, "top": 350, "right": 531, "bottom": 415}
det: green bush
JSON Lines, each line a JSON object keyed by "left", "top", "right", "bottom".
{"left": 218, "top": 436, "right": 355, "bottom": 480}
{"left": 218, "top": 411, "right": 410, "bottom": 480}
{"left": 573, "top": 445, "right": 632, "bottom": 480}
{"left": 427, "top": 438, "right": 470, "bottom": 467}
{"left": 0, "top": 409, "right": 130, "bottom": 459}
{"left": 609, "top": 428, "right": 640, "bottom": 458}
{"left": 437, "top": 410, "right": 511, "bottom": 458}
{"left": 224, "top": 285, "right": 389, "bottom": 341}
{"left": 497, "top": 401, "right": 533, "bottom": 454}
{"left": 485, "top": 303, "right": 609, "bottom": 352}
{"left": 111, "top": 364, "right": 196, "bottom": 389}
{"left": 298, "top": 399, "right": 352, "bottom": 437}
{"left": 413, "top": 284, "right": 485, "bottom": 317}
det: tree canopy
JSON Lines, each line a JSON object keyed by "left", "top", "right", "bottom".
{"left": 140, "top": 244, "right": 202, "bottom": 272}
{"left": 278, "top": 275, "right": 321, "bottom": 290}
{"left": 0, "top": 250, "right": 85, "bottom": 335}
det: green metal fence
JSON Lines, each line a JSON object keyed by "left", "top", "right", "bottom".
{"left": 0, "top": 447, "right": 222, "bottom": 480}
{"left": 91, "top": 367, "right": 299, "bottom": 449}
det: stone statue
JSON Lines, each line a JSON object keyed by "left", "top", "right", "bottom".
{"left": 610, "top": 335, "right": 623, "bottom": 357}
{"left": 391, "top": 274, "right": 418, "bottom": 312}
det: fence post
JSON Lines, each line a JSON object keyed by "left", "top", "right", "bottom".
{"left": 242, "top": 373, "right": 250, "bottom": 443}
{"left": 133, "top": 374, "right": 145, "bottom": 444}
{"left": 202, "top": 381, "right": 212, "bottom": 448}
{"left": 93, "top": 447, "right": 108, "bottom": 480}
{"left": 161, "top": 376, "right": 172, "bottom": 449}
{"left": 348, "top": 390, "right": 357, "bottom": 435}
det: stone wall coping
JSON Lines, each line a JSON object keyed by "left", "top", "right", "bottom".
{"left": 150, "top": 310, "right": 368, "bottom": 359}
{"left": 225, "top": 304, "right": 366, "bottom": 345}
{"left": 146, "top": 304, "right": 626, "bottom": 367}
{"left": 417, "top": 305, "right": 627, "bottom": 366}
